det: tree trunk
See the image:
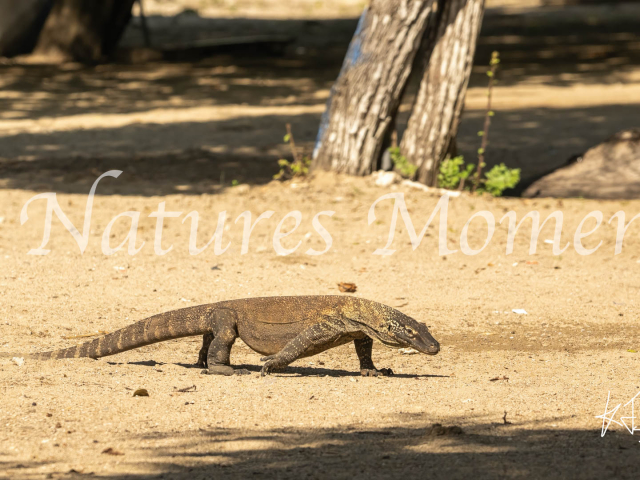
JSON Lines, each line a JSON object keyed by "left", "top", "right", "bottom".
{"left": 312, "top": 0, "right": 438, "bottom": 176}
{"left": 401, "top": 0, "right": 485, "bottom": 186}
{"left": 33, "top": 0, "right": 136, "bottom": 62}
{"left": 0, "top": 0, "right": 53, "bottom": 57}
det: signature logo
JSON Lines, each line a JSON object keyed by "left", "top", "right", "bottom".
{"left": 596, "top": 391, "right": 640, "bottom": 437}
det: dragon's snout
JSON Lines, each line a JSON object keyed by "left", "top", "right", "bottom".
{"left": 409, "top": 338, "right": 439, "bottom": 356}
{"left": 426, "top": 341, "right": 440, "bottom": 355}
{"left": 405, "top": 320, "right": 440, "bottom": 356}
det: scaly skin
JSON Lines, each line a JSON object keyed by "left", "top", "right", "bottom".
{"left": 5, "top": 296, "right": 440, "bottom": 376}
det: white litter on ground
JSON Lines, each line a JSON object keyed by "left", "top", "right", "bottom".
{"left": 399, "top": 347, "right": 419, "bottom": 355}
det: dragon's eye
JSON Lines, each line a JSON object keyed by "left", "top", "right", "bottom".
{"left": 406, "top": 328, "right": 416, "bottom": 337}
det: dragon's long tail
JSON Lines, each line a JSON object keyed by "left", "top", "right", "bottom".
{"left": 1, "top": 304, "right": 216, "bottom": 361}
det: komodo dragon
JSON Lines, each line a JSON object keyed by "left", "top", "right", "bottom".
{"left": 6, "top": 296, "right": 440, "bottom": 376}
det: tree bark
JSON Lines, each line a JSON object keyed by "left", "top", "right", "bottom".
{"left": 33, "top": 0, "right": 136, "bottom": 63}
{"left": 401, "top": 0, "right": 485, "bottom": 186}
{"left": 0, "top": 0, "right": 53, "bottom": 57}
{"left": 312, "top": 0, "right": 438, "bottom": 176}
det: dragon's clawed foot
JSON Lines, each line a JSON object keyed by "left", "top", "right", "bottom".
{"left": 202, "top": 365, "right": 251, "bottom": 376}
{"left": 360, "top": 368, "right": 393, "bottom": 377}
{"left": 260, "top": 359, "right": 288, "bottom": 376}
{"left": 260, "top": 360, "right": 275, "bottom": 376}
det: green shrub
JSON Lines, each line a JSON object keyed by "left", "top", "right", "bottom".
{"left": 273, "top": 156, "right": 311, "bottom": 180}
{"left": 388, "top": 147, "right": 417, "bottom": 178}
{"left": 437, "top": 157, "right": 520, "bottom": 197}
{"left": 437, "top": 156, "right": 475, "bottom": 190}
{"left": 274, "top": 128, "right": 311, "bottom": 180}
{"left": 481, "top": 164, "right": 521, "bottom": 197}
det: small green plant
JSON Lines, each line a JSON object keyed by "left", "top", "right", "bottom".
{"left": 388, "top": 146, "right": 417, "bottom": 178}
{"left": 472, "top": 51, "right": 500, "bottom": 192}
{"left": 274, "top": 156, "right": 311, "bottom": 179}
{"left": 480, "top": 164, "right": 520, "bottom": 196}
{"left": 436, "top": 50, "right": 519, "bottom": 197}
{"left": 274, "top": 124, "right": 311, "bottom": 180}
{"left": 438, "top": 156, "right": 475, "bottom": 190}
{"left": 437, "top": 157, "right": 519, "bottom": 197}
{"left": 231, "top": 179, "right": 239, "bottom": 187}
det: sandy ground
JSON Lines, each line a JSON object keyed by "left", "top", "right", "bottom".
{"left": 1, "top": 173, "right": 640, "bottom": 479}
{"left": 1, "top": 1, "right": 640, "bottom": 479}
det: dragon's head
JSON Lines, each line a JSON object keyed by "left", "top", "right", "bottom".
{"left": 381, "top": 310, "right": 440, "bottom": 355}
{"left": 347, "top": 301, "right": 440, "bottom": 355}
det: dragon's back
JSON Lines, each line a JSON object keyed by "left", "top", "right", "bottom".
{"left": 225, "top": 296, "right": 350, "bottom": 355}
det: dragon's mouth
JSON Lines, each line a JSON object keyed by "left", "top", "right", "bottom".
{"left": 376, "top": 334, "right": 440, "bottom": 355}
{"left": 374, "top": 336, "right": 404, "bottom": 349}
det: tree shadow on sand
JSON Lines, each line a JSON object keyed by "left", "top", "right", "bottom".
{"left": 3, "top": 420, "right": 638, "bottom": 479}
{"left": 1, "top": 103, "right": 638, "bottom": 197}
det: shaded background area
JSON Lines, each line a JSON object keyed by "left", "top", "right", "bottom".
{"left": 0, "top": 1, "right": 639, "bottom": 195}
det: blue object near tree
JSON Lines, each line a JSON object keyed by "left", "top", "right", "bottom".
{"left": 313, "top": 9, "right": 368, "bottom": 160}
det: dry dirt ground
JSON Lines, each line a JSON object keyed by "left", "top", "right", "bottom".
{"left": 1, "top": 173, "right": 640, "bottom": 479}
{"left": 1, "top": 1, "right": 640, "bottom": 479}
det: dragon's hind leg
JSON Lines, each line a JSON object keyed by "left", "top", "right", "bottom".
{"left": 196, "top": 332, "right": 214, "bottom": 368}
{"left": 201, "top": 308, "right": 250, "bottom": 376}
